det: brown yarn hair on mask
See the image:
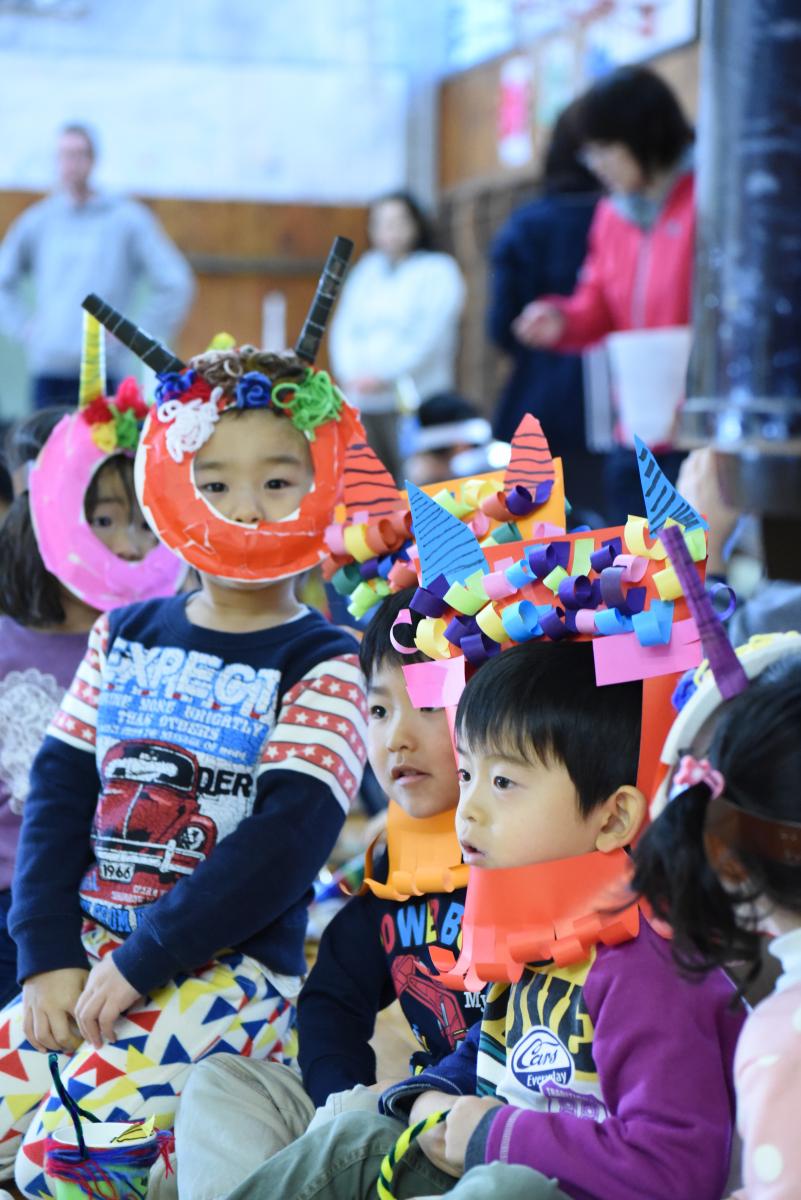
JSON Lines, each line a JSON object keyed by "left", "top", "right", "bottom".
{"left": 188, "top": 348, "right": 307, "bottom": 394}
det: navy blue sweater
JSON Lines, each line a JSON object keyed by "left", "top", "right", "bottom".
{"left": 10, "top": 596, "right": 366, "bottom": 994}
{"left": 488, "top": 192, "right": 598, "bottom": 449}
{"left": 298, "top": 851, "right": 484, "bottom": 1106}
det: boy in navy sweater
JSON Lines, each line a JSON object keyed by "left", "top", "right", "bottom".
{"left": 169, "top": 589, "right": 482, "bottom": 1200}
{"left": 0, "top": 344, "right": 368, "bottom": 1199}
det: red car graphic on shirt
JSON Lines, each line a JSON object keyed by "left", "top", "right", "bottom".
{"left": 391, "top": 954, "right": 468, "bottom": 1050}
{"left": 92, "top": 740, "right": 217, "bottom": 890}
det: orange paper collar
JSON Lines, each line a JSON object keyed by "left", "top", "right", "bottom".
{"left": 353, "top": 801, "right": 468, "bottom": 902}
{"left": 429, "top": 849, "right": 639, "bottom": 990}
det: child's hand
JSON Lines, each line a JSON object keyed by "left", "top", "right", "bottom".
{"left": 22, "top": 967, "right": 89, "bottom": 1053}
{"left": 74, "top": 955, "right": 142, "bottom": 1049}
{"left": 440, "top": 1096, "right": 504, "bottom": 1171}
{"left": 409, "top": 1089, "right": 461, "bottom": 1178}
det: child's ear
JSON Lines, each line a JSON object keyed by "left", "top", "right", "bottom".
{"left": 594, "top": 785, "right": 648, "bottom": 853}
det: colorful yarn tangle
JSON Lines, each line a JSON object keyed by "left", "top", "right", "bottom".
{"left": 44, "top": 1132, "right": 173, "bottom": 1200}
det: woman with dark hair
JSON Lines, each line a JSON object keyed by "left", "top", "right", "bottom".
{"left": 487, "top": 100, "right": 603, "bottom": 517}
{"left": 514, "top": 67, "right": 695, "bottom": 522}
{"left": 330, "top": 191, "right": 465, "bottom": 480}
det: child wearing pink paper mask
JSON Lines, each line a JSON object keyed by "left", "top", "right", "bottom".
{"left": 0, "top": 411, "right": 156, "bottom": 1012}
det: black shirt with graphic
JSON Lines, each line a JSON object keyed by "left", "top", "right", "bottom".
{"left": 297, "top": 851, "right": 484, "bottom": 1106}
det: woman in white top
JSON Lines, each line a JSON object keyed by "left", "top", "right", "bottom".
{"left": 330, "top": 192, "right": 466, "bottom": 480}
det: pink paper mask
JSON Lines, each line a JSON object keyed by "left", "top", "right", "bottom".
{"left": 29, "top": 411, "right": 184, "bottom": 612}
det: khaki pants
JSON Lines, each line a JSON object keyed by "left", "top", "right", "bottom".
{"left": 223, "top": 1110, "right": 570, "bottom": 1200}
{"left": 150, "top": 1055, "right": 381, "bottom": 1200}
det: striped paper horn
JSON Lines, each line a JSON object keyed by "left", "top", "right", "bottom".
{"left": 78, "top": 311, "right": 107, "bottom": 408}
{"left": 82, "top": 293, "right": 185, "bottom": 374}
{"left": 661, "top": 524, "right": 748, "bottom": 700}
{"left": 294, "top": 236, "right": 354, "bottom": 364}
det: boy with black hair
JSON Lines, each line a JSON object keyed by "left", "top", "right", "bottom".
{"left": 169, "top": 588, "right": 482, "bottom": 1200}
{"left": 224, "top": 641, "right": 745, "bottom": 1200}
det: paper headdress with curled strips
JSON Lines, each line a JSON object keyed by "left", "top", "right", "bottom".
{"left": 28, "top": 312, "right": 185, "bottom": 612}
{"left": 324, "top": 415, "right": 567, "bottom": 620}
{"left": 396, "top": 444, "right": 714, "bottom": 987}
{"left": 84, "top": 237, "right": 364, "bottom": 584}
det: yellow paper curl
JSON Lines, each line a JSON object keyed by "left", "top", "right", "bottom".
{"left": 475, "top": 602, "right": 507, "bottom": 643}
{"left": 342, "top": 523, "right": 374, "bottom": 563}
{"left": 90, "top": 421, "right": 117, "bottom": 453}
{"left": 460, "top": 477, "right": 499, "bottom": 509}
{"left": 414, "top": 617, "right": 451, "bottom": 659}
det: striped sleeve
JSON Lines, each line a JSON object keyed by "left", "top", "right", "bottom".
{"left": 49, "top": 612, "right": 109, "bottom": 752}
{"left": 257, "top": 652, "right": 367, "bottom": 813}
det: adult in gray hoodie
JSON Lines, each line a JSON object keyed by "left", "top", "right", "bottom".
{"left": 0, "top": 123, "right": 194, "bottom": 410}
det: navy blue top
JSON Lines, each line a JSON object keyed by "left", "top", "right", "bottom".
{"left": 298, "top": 851, "right": 483, "bottom": 1105}
{"left": 488, "top": 192, "right": 598, "bottom": 448}
{"left": 10, "top": 596, "right": 366, "bottom": 994}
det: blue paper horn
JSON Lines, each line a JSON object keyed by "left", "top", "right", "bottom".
{"left": 660, "top": 524, "right": 748, "bottom": 700}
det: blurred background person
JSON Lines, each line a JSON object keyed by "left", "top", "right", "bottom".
{"left": 512, "top": 66, "right": 695, "bottom": 523}
{"left": 402, "top": 391, "right": 498, "bottom": 487}
{"left": 487, "top": 100, "right": 603, "bottom": 519}
{"left": 0, "top": 123, "right": 194, "bottom": 411}
{"left": 329, "top": 190, "right": 465, "bottom": 481}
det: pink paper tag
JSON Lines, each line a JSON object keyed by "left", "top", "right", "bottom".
{"left": 593, "top": 618, "right": 701, "bottom": 686}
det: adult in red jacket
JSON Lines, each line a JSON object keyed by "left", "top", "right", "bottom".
{"left": 514, "top": 67, "right": 695, "bottom": 523}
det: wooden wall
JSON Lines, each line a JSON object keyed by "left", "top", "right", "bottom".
{"left": 436, "top": 39, "right": 700, "bottom": 412}
{"left": 0, "top": 192, "right": 368, "bottom": 370}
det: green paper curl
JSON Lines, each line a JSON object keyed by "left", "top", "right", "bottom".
{"left": 272, "top": 369, "right": 344, "bottom": 440}
{"left": 113, "top": 409, "right": 140, "bottom": 451}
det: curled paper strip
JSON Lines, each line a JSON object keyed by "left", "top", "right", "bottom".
{"left": 389, "top": 609, "right": 418, "bottom": 655}
{"left": 415, "top": 617, "right": 451, "bottom": 659}
{"left": 501, "top": 600, "right": 543, "bottom": 641}
{"left": 528, "top": 541, "right": 570, "bottom": 579}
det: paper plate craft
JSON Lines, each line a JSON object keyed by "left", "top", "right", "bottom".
{"left": 84, "top": 237, "right": 364, "bottom": 584}
{"left": 392, "top": 447, "right": 713, "bottom": 988}
{"left": 324, "top": 415, "right": 567, "bottom": 619}
{"left": 43, "top": 1054, "right": 171, "bottom": 1200}
{"left": 28, "top": 312, "right": 185, "bottom": 612}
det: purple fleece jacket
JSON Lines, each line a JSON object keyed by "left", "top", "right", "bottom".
{"left": 382, "top": 919, "right": 745, "bottom": 1200}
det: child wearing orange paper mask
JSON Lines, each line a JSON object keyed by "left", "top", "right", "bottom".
{"left": 223, "top": 641, "right": 745, "bottom": 1200}
{"left": 0, "top": 345, "right": 368, "bottom": 1200}
{"left": 167, "top": 588, "right": 483, "bottom": 1200}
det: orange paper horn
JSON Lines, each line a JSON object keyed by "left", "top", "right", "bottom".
{"left": 343, "top": 440, "right": 404, "bottom": 520}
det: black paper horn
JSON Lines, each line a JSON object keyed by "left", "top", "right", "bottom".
{"left": 82, "top": 293, "right": 186, "bottom": 374}
{"left": 294, "top": 236, "right": 354, "bottom": 365}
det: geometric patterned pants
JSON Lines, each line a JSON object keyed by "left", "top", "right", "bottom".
{"left": 0, "top": 921, "right": 298, "bottom": 1199}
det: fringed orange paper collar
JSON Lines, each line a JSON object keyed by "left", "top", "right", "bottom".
{"left": 349, "top": 800, "right": 468, "bottom": 902}
{"left": 429, "top": 848, "right": 639, "bottom": 991}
